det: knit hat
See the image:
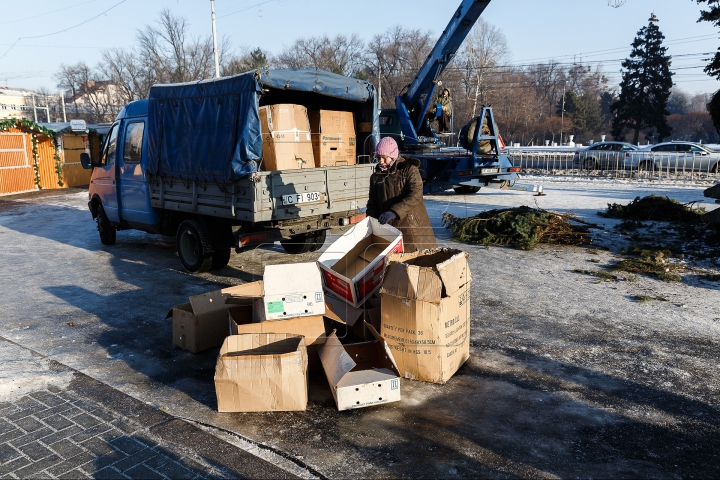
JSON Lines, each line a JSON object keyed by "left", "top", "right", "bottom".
{"left": 375, "top": 137, "right": 399, "bottom": 160}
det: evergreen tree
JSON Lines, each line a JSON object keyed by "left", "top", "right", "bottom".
{"left": 556, "top": 91, "right": 604, "bottom": 140}
{"left": 611, "top": 14, "right": 674, "bottom": 144}
{"left": 696, "top": 0, "right": 720, "bottom": 133}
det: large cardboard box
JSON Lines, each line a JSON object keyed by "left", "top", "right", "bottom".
{"left": 379, "top": 248, "right": 472, "bottom": 384}
{"left": 169, "top": 282, "right": 265, "bottom": 353}
{"left": 263, "top": 263, "right": 325, "bottom": 320}
{"left": 317, "top": 217, "right": 404, "bottom": 308}
{"left": 228, "top": 297, "right": 345, "bottom": 372}
{"left": 259, "top": 104, "right": 315, "bottom": 171}
{"left": 214, "top": 333, "right": 308, "bottom": 412}
{"left": 309, "top": 110, "right": 356, "bottom": 167}
{"left": 318, "top": 324, "right": 401, "bottom": 411}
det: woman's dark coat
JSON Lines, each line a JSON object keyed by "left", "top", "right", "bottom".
{"left": 366, "top": 156, "right": 438, "bottom": 252}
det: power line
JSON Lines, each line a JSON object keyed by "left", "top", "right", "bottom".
{"left": 218, "top": 0, "right": 277, "bottom": 19}
{"left": 0, "top": 0, "right": 128, "bottom": 62}
{"left": 0, "top": 0, "right": 103, "bottom": 25}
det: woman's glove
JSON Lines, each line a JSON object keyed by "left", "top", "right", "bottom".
{"left": 378, "top": 211, "right": 397, "bottom": 225}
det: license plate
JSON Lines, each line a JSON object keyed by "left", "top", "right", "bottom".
{"left": 282, "top": 192, "right": 323, "bottom": 205}
{"left": 481, "top": 168, "right": 500, "bottom": 174}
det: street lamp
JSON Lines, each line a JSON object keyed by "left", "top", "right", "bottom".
{"left": 210, "top": 0, "right": 220, "bottom": 78}
{"left": 559, "top": 82, "right": 566, "bottom": 146}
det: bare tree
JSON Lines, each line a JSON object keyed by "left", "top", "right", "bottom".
{"left": 276, "top": 34, "right": 365, "bottom": 76}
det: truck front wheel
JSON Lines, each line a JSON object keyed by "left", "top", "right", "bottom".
{"left": 97, "top": 206, "right": 116, "bottom": 245}
{"left": 177, "top": 220, "right": 213, "bottom": 273}
{"left": 453, "top": 185, "right": 481, "bottom": 194}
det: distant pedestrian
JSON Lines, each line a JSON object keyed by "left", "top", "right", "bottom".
{"left": 366, "top": 137, "right": 437, "bottom": 252}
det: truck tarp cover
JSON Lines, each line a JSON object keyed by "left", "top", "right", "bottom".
{"left": 147, "top": 69, "right": 377, "bottom": 182}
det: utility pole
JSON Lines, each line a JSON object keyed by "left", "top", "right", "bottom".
{"left": 210, "top": 0, "right": 221, "bottom": 78}
{"left": 61, "top": 92, "right": 67, "bottom": 122}
{"left": 559, "top": 82, "right": 566, "bottom": 145}
{"left": 32, "top": 94, "right": 38, "bottom": 123}
{"left": 377, "top": 64, "right": 382, "bottom": 110}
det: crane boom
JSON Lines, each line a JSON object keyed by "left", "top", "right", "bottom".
{"left": 403, "top": 0, "right": 491, "bottom": 108}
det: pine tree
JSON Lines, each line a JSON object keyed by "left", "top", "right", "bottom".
{"left": 611, "top": 14, "right": 674, "bottom": 144}
{"left": 696, "top": 0, "right": 720, "bottom": 133}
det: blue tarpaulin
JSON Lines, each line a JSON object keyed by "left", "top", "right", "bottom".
{"left": 146, "top": 69, "right": 378, "bottom": 183}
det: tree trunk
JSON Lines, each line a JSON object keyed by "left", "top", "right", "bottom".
{"left": 632, "top": 124, "right": 640, "bottom": 145}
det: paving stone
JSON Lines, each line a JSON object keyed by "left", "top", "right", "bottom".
{"left": 0, "top": 443, "right": 22, "bottom": 464}
{"left": 70, "top": 423, "right": 112, "bottom": 443}
{"left": 81, "top": 437, "right": 121, "bottom": 458}
{"left": 72, "top": 399, "right": 101, "bottom": 413}
{"left": 0, "top": 429, "right": 22, "bottom": 445}
{"left": 109, "top": 419, "right": 138, "bottom": 436}
{"left": 17, "top": 441, "right": 53, "bottom": 462}
{"left": 125, "top": 464, "right": 165, "bottom": 479}
{"left": 0, "top": 419, "right": 12, "bottom": 433}
{"left": 0, "top": 402, "right": 13, "bottom": 412}
{"left": 92, "top": 466, "right": 130, "bottom": 479}
{"left": 9, "top": 427, "right": 53, "bottom": 448}
{"left": 90, "top": 408, "right": 118, "bottom": 423}
{"left": 40, "top": 414, "right": 74, "bottom": 432}
{"left": 71, "top": 413, "right": 102, "bottom": 430}
{"left": 14, "top": 416, "right": 45, "bottom": 433}
{"left": 13, "top": 454, "right": 61, "bottom": 478}
{"left": 46, "top": 452, "right": 96, "bottom": 477}
{"left": 0, "top": 456, "right": 31, "bottom": 476}
{"left": 110, "top": 449, "right": 157, "bottom": 472}
{"left": 39, "top": 426, "right": 83, "bottom": 446}
{"left": 4, "top": 404, "right": 47, "bottom": 422}
{"left": 46, "top": 385, "right": 62, "bottom": 394}
{"left": 93, "top": 428, "right": 123, "bottom": 444}
{"left": 48, "top": 439, "right": 84, "bottom": 460}
{"left": 42, "top": 404, "right": 75, "bottom": 417}
{"left": 152, "top": 459, "right": 196, "bottom": 479}
{"left": 58, "top": 468, "right": 89, "bottom": 479}
{"left": 28, "top": 393, "right": 66, "bottom": 408}
{"left": 110, "top": 436, "right": 146, "bottom": 456}
{"left": 56, "top": 406, "right": 82, "bottom": 419}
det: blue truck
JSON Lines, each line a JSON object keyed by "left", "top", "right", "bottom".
{"left": 81, "top": 69, "right": 378, "bottom": 272}
{"left": 379, "top": 0, "right": 519, "bottom": 194}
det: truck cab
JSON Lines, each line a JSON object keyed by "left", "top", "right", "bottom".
{"left": 84, "top": 99, "right": 160, "bottom": 245}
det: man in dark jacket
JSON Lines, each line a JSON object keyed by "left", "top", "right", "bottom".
{"left": 366, "top": 137, "right": 437, "bottom": 252}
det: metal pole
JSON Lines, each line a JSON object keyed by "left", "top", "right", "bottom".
{"left": 210, "top": 0, "right": 221, "bottom": 78}
{"left": 32, "top": 95, "right": 38, "bottom": 122}
{"left": 560, "top": 83, "right": 566, "bottom": 145}
{"left": 377, "top": 64, "right": 382, "bottom": 110}
{"left": 60, "top": 92, "right": 67, "bottom": 122}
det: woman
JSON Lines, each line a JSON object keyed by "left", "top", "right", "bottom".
{"left": 366, "top": 137, "right": 438, "bottom": 252}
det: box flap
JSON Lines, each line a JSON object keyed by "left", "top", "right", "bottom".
{"left": 263, "top": 263, "right": 322, "bottom": 296}
{"left": 336, "top": 368, "right": 397, "bottom": 388}
{"left": 325, "top": 294, "right": 364, "bottom": 326}
{"left": 318, "top": 331, "right": 357, "bottom": 387}
{"left": 365, "top": 321, "right": 400, "bottom": 375}
{"left": 190, "top": 281, "right": 264, "bottom": 315}
{"left": 379, "top": 261, "right": 443, "bottom": 303}
{"left": 436, "top": 250, "right": 471, "bottom": 296}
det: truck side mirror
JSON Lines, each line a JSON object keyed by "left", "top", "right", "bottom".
{"left": 80, "top": 153, "right": 92, "bottom": 169}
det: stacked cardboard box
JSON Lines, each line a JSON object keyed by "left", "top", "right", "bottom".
{"left": 309, "top": 110, "right": 356, "bottom": 167}
{"left": 259, "top": 104, "right": 315, "bottom": 171}
{"left": 379, "top": 248, "right": 472, "bottom": 384}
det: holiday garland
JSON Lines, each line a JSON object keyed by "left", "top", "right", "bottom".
{"left": 0, "top": 118, "right": 65, "bottom": 188}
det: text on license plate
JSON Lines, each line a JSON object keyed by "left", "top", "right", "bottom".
{"left": 282, "top": 192, "right": 322, "bottom": 205}
{"left": 481, "top": 168, "right": 500, "bottom": 174}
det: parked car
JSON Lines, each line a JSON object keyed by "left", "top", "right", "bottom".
{"left": 626, "top": 142, "right": 720, "bottom": 173}
{"left": 573, "top": 141, "right": 639, "bottom": 170}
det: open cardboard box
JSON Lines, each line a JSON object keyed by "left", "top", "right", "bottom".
{"left": 379, "top": 248, "right": 472, "bottom": 384}
{"left": 214, "top": 333, "right": 308, "bottom": 412}
{"left": 318, "top": 323, "right": 401, "bottom": 411}
{"left": 325, "top": 293, "right": 381, "bottom": 341}
{"left": 317, "top": 217, "right": 403, "bottom": 308}
{"left": 169, "top": 281, "right": 265, "bottom": 353}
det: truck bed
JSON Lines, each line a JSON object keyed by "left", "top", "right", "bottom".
{"left": 148, "top": 164, "right": 375, "bottom": 224}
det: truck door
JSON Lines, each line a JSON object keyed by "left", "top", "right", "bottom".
{"left": 90, "top": 123, "right": 121, "bottom": 222}
{"left": 117, "top": 120, "right": 155, "bottom": 225}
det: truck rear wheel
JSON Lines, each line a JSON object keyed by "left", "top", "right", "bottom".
{"left": 453, "top": 185, "right": 481, "bottom": 194}
{"left": 97, "top": 206, "right": 116, "bottom": 245}
{"left": 280, "top": 231, "right": 325, "bottom": 254}
{"left": 177, "top": 220, "right": 213, "bottom": 273}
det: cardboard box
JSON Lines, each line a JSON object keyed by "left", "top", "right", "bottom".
{"left": 309, "top": 110, "right": 356, "bottom": 167}
{"left": 318, "top": 217, "right": 404, "bottom": 308}
{"left": 214, "top": 333, "right": 308, "bottom": 412}
{"left": 228, "top": 299, "right": 345, "bottom": 372}
{"left": 169, "top": 282, "right": 265, "bottom": 353}
{"left": 379, "top": 248, "right": 472, "bottom": 384}
{"left": 259, "top": 104, "right": 315, "bottom": 171}
{"left": 318, "top": 323, "right": 401, "bottom": 411}
{"left": 242, "top": 262, "right": 325, "bottom": 321}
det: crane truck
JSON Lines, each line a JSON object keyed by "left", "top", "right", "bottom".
{"left": 379, "top": 0, "right": 519, "bottom": 194}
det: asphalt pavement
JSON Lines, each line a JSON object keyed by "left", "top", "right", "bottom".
{"left": 0, "top": 185, "right": 718, "bottom": 479}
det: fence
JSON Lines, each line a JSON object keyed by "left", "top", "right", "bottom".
{"left": 505, "top": 148, "right": 720, "bottom": 183}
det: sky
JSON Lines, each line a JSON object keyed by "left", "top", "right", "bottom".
{"left": 0, "top": 0, "right": 718, "bottom": 95}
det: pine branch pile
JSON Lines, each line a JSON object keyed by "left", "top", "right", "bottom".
{"left": 442, "top": 206, "right": 593, "bottom": 250}
{"left": 599, "top": 194, "right": 705, "bottom": 222}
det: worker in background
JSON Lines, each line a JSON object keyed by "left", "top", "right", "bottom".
{"left": 435, "top": 88, "right": 453, "bottom": 133}
{"left": 366, "top": 137, "right": 437, "bottom": 252}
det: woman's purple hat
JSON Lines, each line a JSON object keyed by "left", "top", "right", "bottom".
{"left": 375, "top": 137, "right": 399, "bottom": 160}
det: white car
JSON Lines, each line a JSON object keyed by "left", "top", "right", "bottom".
{"left": 627, "top": 142, "right": 720, "bottom": 173}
